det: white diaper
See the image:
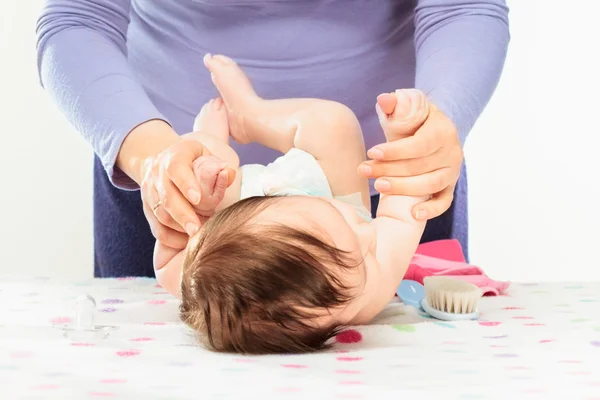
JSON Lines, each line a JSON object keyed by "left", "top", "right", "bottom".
{"left": 240, "top": 148, "right": 373, "bottom": 222}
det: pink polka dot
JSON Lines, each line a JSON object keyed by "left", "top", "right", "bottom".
{"left": 154, "top": 284, "right": 162, "bottom": 288}
{"left": 335, "top": 330, "right": 363, "bottom": 344}
{"left": 100, "top": 379, "right": 127, "bottom": 384}
{"left": 524, "top": 323, "right": 545, "bottom": 326}
{"left": 115, "top": 349, "right": 141, "bottom": 357}
{"left": 335, "top": 350, "right": 350, "bottom": 353}
{"left": 522, "top": 389, "right": 545, "bottom": 394}
{"left": 277, "top": 387, "right": 302, "bottom": 393}
{"left": 152, "top": 291, "right": 169, "bottom": 295}
{"left": 478, "top": 321, "right": 501, "bottom": 327}
{"left": 89, "top": 392, "right": 116, "bottom": 397}
{"left": 335, "top": 370, "right": 362, "bottom": 374}
{"left": 490, "top": 345, "right": 506, "bottom": 348}
{"left": 116, "top": 277, "right": 135, "bottom": 281}
{"left": 148, "top": 299, "right": 166, "bottom": 305}
{"left": 143, "top": 322, "right": 166, "bottom": 326}
{"left": 281, "top": 364, "right": 307, "bottom": 369}
{"left": 34, "top": 384, "right": 59, "bottom": 390}
{"left": 336, "top": 356, "right": 363, "bottom": 362}
{"left": 130, "top": 337, "right": 154, "bottom": 342}
{"left": 10, "top": 351, "right": 32, "bottom": 359}
{"left": 50, "top": 316, "right": 72, "bottom": 324}
{"left": 502, "top": 307, "right": 524, "bottom": 310}
{"left": 539, "top": 339, "right": 554, "bottom": 344}
{"left": 339, "top": 380, "right": 363, "bottom": 385}
{"left": 71, "top": 343, "right": 95, "bottom": 347}
{"left": 512, "top": 316, "right": 534, "bottom": 320}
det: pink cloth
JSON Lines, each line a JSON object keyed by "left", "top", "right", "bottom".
{"left": 405, "top": 239, "right": 510, "bottom": 296}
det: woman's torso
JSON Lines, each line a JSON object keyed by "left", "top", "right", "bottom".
{"left": 127, "top": 0, "right": 417, "bottom": 167}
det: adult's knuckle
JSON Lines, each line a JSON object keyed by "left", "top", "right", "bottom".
{"left": 160, "top": 195, "right": 171, "bottom": 210}
{"left": 427, "top": 176, "right": 445, "bottom": 193}
{"left": 165, "top": 158, "right": 180, "bottom": 176}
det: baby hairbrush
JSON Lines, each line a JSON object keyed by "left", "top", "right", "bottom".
{"left": 397, "top": 276, "right": 482, "bottom": 321}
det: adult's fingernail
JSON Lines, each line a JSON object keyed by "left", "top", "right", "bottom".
{"left": 358, "top": 164, "right": 372, "bottom": 176}
{"left": 374, "top": 179, "right": 391, "bottom": 192}
{"left": 368, "top": 148, "right": 384, "bottom": 160}
{"left": 415, "top": 209, "right": 429, "bottom": 220}
{"left": 185, "top": 223, "right": 199, "bottom": 236}
{"left": 188, "top": 189, "right": 201, "bottom": 204}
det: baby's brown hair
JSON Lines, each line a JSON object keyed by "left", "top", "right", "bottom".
{"left": 179, "top": 196, "right": 359, "bottom": 354}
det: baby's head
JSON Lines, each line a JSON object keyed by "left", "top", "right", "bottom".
{"left": 179, "top": 195, "right": 378, "bottom": 354}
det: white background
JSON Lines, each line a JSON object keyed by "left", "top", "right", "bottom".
{"left": 0, "top": 1, "right": 598, "bottom": 281}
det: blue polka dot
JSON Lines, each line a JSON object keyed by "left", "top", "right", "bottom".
{"left": 434, "top": 322, "right": 457, "bottom": 328}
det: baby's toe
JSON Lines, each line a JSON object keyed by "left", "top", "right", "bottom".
{"left": 378, "top": 89, "right": 429, "bottom": 140}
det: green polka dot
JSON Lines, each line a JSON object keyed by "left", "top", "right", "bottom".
{"left": 570, "top": 318, "right": 591, "bottom": 323}
{"left": 580, "top": 299, "right": 597, "bottom": 303}
{"left": 593, "top": 326, "right": 600, "bottom": 332}
{"left": 392, "top": 324, "right": 416, "bottom": 333}
{"left": 555, "top": 303, "right": 570, "bottom": 307}
{"left": 0, "top": 365, "right": 18, "bottom": 371}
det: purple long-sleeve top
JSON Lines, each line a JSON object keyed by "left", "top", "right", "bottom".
{"left": 36, "top": 1, "right": 509, "bottom": 261}
{"left": 36, "top": 0, "right": 509, "bottom": 187}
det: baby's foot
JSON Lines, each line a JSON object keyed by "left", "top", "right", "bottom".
{"left": 191, "top": 155, "right": 232, "bottom": 218}
{"left": 376, "top": 89, "right": 430, "bottom": 141}
{"left": 203, "top": 54, "right": 260, "bottom": 144}
{"left": 192, "top": 98, "right": 230, "bottom": 144}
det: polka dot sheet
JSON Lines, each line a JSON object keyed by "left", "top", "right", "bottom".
{"left": 1, "top": 277, "right": 599, "bottom": 399}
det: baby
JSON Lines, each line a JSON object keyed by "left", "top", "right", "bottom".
{"left": 154, "top": 54, "right": 430, "bottom": 354}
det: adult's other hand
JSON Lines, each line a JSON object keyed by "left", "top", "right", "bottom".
{"left": 140, "top": 138, "right": 209, "bottom": 249}
{"left": 359, "top": 89, "right": 463, "bottom": 221}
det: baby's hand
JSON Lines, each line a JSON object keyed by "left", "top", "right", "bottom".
{"left": 192, "top": 155, "right": 236, "bottom": 220}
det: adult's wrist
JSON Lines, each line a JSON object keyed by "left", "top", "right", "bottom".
{"left": 116, "top": 119, "right": 180, "bottom": 185}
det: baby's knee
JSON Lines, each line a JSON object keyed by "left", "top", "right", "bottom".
{"left": 317, "top": 101, "right": 364, "bottom": 150}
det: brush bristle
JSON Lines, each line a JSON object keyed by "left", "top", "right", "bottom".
{"left": 423, "top": 276, "right": 481, "bottom": 314}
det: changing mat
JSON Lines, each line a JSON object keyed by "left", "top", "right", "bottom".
{"left": 1, "top": 276, "right": 599, "bottom": 399}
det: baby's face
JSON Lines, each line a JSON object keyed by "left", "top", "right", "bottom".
{"left": 256, "top": 196, "right": 382, "bottom": 325}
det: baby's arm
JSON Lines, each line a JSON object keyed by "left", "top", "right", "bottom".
{"left": 365, "top": 92, "right": 432, "bottom": 313}
{"left": 204, "top": 55, "right": 370, "bottom": 208}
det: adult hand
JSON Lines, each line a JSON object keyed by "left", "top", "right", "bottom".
{"left": 359, "top": 89, "right": 463, "bottom": 221}
{"left": 140, "top": 138, "right": 210, "bottom": 249}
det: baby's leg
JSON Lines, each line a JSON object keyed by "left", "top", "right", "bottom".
{"left": 187, "top": 98, "right": 231, "bottom": 146}
{"left": 204, "top": 54, "right": 369, "bottom": 206}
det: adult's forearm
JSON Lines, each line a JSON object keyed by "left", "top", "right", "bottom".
{"left": 36, "top": 1, "right": 171, "bottom": 189}
{"left": 414, "top": 0, "right": 510, "bottom": 145}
